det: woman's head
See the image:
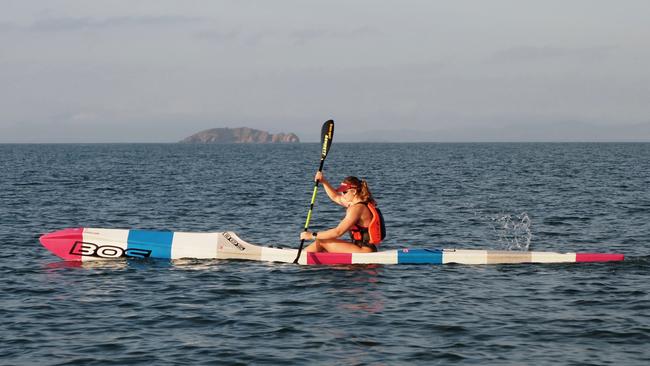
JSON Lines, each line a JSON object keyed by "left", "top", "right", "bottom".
{"left": 336, "top": 176, "right": 375, "bottom": 204}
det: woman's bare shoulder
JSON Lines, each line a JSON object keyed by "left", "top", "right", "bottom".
{"left": 346, "top": 202, "right": 368, "bottom": 214}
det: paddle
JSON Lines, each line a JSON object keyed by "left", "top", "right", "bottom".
{"left": 294, "top": 119, "right": 335, "bottom": 263}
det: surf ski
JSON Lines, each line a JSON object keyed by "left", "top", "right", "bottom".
{"left": 39, "top": 228, "right": 624, "bottom": 265}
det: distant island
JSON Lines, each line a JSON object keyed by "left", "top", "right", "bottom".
{"left": 180, "top": 127, "right": 300, "bottom": 144}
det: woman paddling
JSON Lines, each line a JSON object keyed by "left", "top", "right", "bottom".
{"left": 300, "top": 172, "right": 385, "bottom": 253}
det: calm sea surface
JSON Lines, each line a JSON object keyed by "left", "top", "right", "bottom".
{"left": 1, "top": 143, "right": 649, "bottom": 365}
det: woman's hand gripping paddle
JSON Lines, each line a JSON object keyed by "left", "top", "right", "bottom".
{"left": 294, "top": 120, "right": 335, "bottom": 263}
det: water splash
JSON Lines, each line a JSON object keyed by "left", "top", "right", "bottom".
{"left": 489, "top": 212, "right": 532, "bottom": 251}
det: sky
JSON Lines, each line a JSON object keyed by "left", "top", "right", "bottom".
{"left": 1, "top": 0, "right": 649, "bottom": 142}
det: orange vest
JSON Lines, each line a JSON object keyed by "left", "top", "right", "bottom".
{"left": 349, "top": 202, "right": 386, "bottom": 245}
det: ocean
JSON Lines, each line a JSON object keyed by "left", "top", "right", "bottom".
{"left": 1, "top": 143, "right": 649, "bottom": 365}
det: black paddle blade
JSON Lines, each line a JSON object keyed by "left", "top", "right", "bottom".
{"left": 320, "top": 120, "right": 334, "bottom": 159}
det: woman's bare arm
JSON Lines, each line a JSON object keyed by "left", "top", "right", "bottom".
{"left": 316, "top": 172, "right": 346, "bottom": 206}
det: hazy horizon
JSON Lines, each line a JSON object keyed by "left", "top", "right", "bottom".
{"left": 1, "top": 1, "right": 649, "bottom": 143}
{"left": 3, "top": 121, "right": 650, "bottom": 143}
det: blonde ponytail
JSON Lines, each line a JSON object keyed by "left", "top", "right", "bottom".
{"left": 343, "top": 176, "right": 376, "bottom": 204}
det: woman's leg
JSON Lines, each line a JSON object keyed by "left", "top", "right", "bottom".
{"left": 305, "top": 238, "right": 374, "bottom": 253}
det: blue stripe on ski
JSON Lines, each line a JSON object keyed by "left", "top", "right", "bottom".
{"left": 397, "top": 249, "right": 443, "bottom": 264}
{"left": 127, "top": 230, "right": 174, "bottom": 259}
